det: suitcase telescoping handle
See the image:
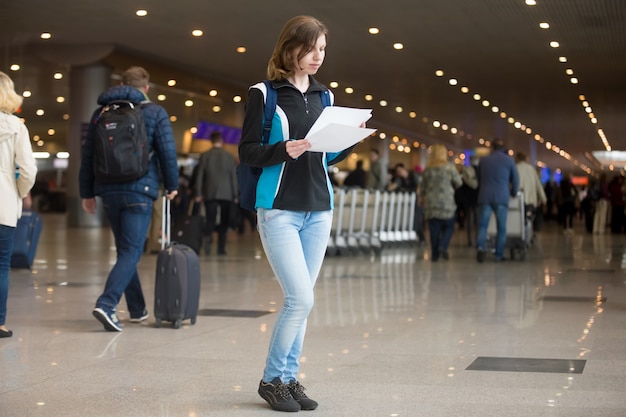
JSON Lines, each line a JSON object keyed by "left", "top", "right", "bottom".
{"left": 161, "top": 195, "right": 171, "bottom": 250}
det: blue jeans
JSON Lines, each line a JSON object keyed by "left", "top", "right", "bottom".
{"left": 0, "top": 225, "right": 16, "bottom": 325}
{"left": 257, "top": 209, "right": 332, "bottom": 383}
{"left": 427, "top": 217, "right": 455, "bottom": 260}
{"left": 97, "top": 192, "right": 152, "bottom": 316}
{"left": 476, "top": 203, "right": 508, "bottom": 259}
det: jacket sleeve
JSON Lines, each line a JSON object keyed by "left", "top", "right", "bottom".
{"left": 239, "top": 87, "right": 291, "bottom": 168}
{"left": 78, "top": 108, "right": 100, "bottom": 199}
{"left": 509, "top": 159, "right": 520, "bottom": 196}
{"left": 15, "top": 123, "right": 37, "bottom": 198}
{"left": 151, "top": 106, "right": 179, "bottom": 193}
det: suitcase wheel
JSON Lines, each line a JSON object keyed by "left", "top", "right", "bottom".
{"left": 191, "top": 316, "right": 197, "bottom": 325}
{"left": 155, "top": 318, "right": 162, "bottom": 328}
{"left": 173, "top": 319, "right": 182, "bottom": 329}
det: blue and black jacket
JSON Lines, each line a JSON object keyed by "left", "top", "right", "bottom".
{"left": 239, "top": 77, "right": 353, "bottom": 211}
{"left": 79, "top": 85, "right": 179, "bottom": 200}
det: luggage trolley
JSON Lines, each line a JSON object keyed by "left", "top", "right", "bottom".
{"left": 486, "top": 192, "right": 532, "bottom": 260}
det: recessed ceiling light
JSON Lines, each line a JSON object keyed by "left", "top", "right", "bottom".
{"left": 539, "top": 22, "right": 550, "bottom": 29}
{"left": 233, "top": 96, "right": 242, "bottom": 103}
{"left": 448, "top": 79, "right": 457, "bottom": 86}
{"left": 525, "top": 0, "right": 537, "bottom": 5}
{"left": 192, "top": 29, "right": 203, "bottom": 37}
{"left": 212, "top": 105, "right": 221, "bottom": 112}
{"left": 167, "top": 80, "right": 176, "bottom": 87}
{"left": 435, "top": 70, "right": 444, "bottom": 77}
{"left": 236, "top": 46, "right": 246, "bottom": 53}
{"left": 136, "top": 10, "right": 148, "bottom": 17}
{"left": 364, "top": 95, "right": 373, "bottom": 101}
{"left": 393, "top": 43, "right": 404, "bottom": 50}
{"left": 550, "top": 41, "right": 560, "bottom": 48}
{"left": 570, "top": 77, "right": 579, "bottom": 84}
{"left": 209, "top": 89, "right": 218, "bottom": 97}
{"left": 53, "top": 72, "right": 63, "bottom": 80}
{"left": 565, "top": 68, "right": 574, "bottom": 75}
{"left": 40, "top": 32, "right": 51, "bottom": 40}
{"left": 559, "top": 56, "right": 568, "bottom": 63}
{"left": 10, "top": 64, "right": 20, "bottom": 71}
{"left": 368, "top": 27, "right": 380, "bottom": 35}
{"left": 379, "top": 100, "right": 388, "bottom": 107}
{"left": 157, "top": 94, "right": 166, "bottom": 101}
{"left": 345, "top": 87, "right": 354, "bottom": 94}
{"left": 184, "top": 100, "right": 194, "bottom": 107}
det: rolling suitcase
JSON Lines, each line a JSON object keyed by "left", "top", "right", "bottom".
{"left": 11, "top": 210, "right": 43, "bottom": 269}
{"left": 172, "top": 202, "right": 204, "bottom": 255}
{"left": 154, "top": 196, "right": 201, "bottom": 329}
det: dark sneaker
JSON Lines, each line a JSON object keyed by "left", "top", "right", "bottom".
{"left": 93, "top": 307, "right": 122, "bottom": 332}
{"left": 258, "top": 378, "right": 301, "bottom": 412}
{"left": 288, "top": 380, "right": 318, "bottom": 411}
{"left": 476, "top": 249, "right": 486, "bottom": 263}
{"left": 129, "top": 309, "right": 149, "bottom": 323}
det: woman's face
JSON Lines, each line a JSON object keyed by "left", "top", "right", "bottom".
{"left": 293, "top": 34, "right": 326, "bottom": 75}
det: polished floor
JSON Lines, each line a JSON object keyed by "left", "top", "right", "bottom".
{"left": 1, "top": 213, "right": 625, "bottom": 417}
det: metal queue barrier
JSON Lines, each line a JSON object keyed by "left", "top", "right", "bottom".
{"left": 328, "top": 188, "right": 418, "bottom": 256}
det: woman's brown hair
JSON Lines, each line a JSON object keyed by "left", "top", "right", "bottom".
{"left": 267, "top": 15, "right": 328, "bottom": 81}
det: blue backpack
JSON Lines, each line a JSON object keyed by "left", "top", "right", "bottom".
{"left": 237, "top": 80, "right": 331, "bottom": 212}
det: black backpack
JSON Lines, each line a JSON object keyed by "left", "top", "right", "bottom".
{"left": 93, "top": 100, "right": 150, "bottom": 183}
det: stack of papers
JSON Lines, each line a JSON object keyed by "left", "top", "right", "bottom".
{"left": 305, "top": 106, "right": 377, "bottom": 152}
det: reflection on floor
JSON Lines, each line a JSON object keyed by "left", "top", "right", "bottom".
{"left": 1, "top": 214, "right": 625, "bottom": 417}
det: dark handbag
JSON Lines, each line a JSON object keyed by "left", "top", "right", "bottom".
{"left": 228, "top": 202, "right": 242, "bottom": 230}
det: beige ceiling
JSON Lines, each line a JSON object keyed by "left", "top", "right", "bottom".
{"left": 1, "top": 0, "right": 625, "bottom": 175}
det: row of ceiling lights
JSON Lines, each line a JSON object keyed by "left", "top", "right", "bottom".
{"left": 527, "top": 0, "right": 611, "bottom": 166}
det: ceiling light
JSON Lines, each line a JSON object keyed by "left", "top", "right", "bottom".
{"left": 433, "top": 121, "right": 441, "bottom": 128}
{"left": 345, "top": 87, "right": 354, "bottom": 94}
{"left": 525, "top": 0, "right": 537, "bottom": 5}
{"left": 233, "top": 96, "right": 242, "bottom": 103}
{"left": 368, "top": 27, "right": 380, "bottom": 35}
{"left": 53, "top": 72, "right": 63, "bottom": 80}
{"left": 539, "top": 22, "right": 550, "bottom": 29}
{"left": 22, "top": 90, "right": 31, "bottom": 98}
{"left": 329, "top": 81, "right": 339, "bottom": 88}
{"left": 184, "top": 100, "right": 194, "bottom": 107}
{"left": 209, "top": 89, "right": 218, "bottom": 97}
{"left": 379, "top": 100, "right": 388, "bottom": 106}
{"left": 435, "top": 70, "right": 444, "bottom": 77}
{"left": 136, "top": 10, "right": 147, "bottom": 17}
{"left": 460, "top": 86, "right": 469, "bottom": 93}
{"left": 36, "top": 109, "right": 45, "bottom": 116}
{"left": 192, "top": 29, "right": 203, "bottom": 37}
{"left": 212, "top": 106, "right": 221, "bottom": 113}
{"left": 157, "top": 94, "right": 166, "bottom": 101}
{"left": 56, "top": 152, "right": 70, "bottom": 159}
{"left": 10, "top": 64, "right": 20, "bottom": 71}
{"left": 167, "top": 80, "right": 176, "bottom": 87}
{"left": 473, "top": 94, "right": 481, "bottom": 101}
{"left": 395, "top": 106, "right": 403, "bottom": 113}
{"left": 570, "top": 77, "right": 579, "bottom": 84}
{"left": 236, "top": 46, "right": 246, "bottom": 53}
{"left": 393, "top": 43, "right": 404, "bottom": 50}
{"left": 56, "top": 96, "right": 65, "bottom": 103}
{"left": 449, "top": 79, "right": 457, "bottom": 86}
{"left": 47, "top": 129, "right": 55, "bottom": 135}
{"left": 169, "top": 116, "right": 177, "bottom": 122}
{"left": 550, "top": 41, "right": 560, "bottom": 48}
{"left": 491, "top": 106, "right": 499, "bottom": 113}
{"left": 566, "top": 69, "right": 574, "bottom": 75}
{"left": 409, "top": 111, "right": 417, "bottom": 118}
{"left": 481, "top": 100, "right": 490, "bottom": 107}
{"left": 364, "top": 94, "right": 373, "bottom": 101}
{"left": 40, "top": 32, "right": 51, "bottom": 40}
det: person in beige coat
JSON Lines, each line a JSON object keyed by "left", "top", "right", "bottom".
{"left": 0, "top": 71, "right": 37, "bottom": 338}
{"left": 516, "top": 152, "right": 547, "bottom": 218}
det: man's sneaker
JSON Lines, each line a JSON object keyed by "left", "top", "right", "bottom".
{"left": 129, "top": 309, "right": 149, "bottom": 323}
{"left": 258, "top": 378, "right": 301, "bottom": 412}
{"left": 288, "top": 380, "right": 318, "bottom": 411}
{"left": 476, "top": 249, "right": 486, "bottom": 263}
{"left": 93, "top": 307, "right": 122, "bottom": 332}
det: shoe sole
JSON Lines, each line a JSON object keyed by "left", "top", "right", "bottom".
{"left": 93, "top": 308, "right": 122, "bottom": 332}
{"left": 129, "top": 314, "right": 149, "bottom": 323}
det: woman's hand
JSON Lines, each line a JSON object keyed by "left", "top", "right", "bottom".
{"left": 286, "top": 139, "right": 311, "bottom": 159}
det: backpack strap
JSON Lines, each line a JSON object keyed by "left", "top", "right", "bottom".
{"left": 262, "top": 80, "right": 277, "bottom": 145}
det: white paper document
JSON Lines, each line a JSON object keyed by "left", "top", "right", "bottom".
{"left": 305, "top": 106, "right": 377, "bottom": 153}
